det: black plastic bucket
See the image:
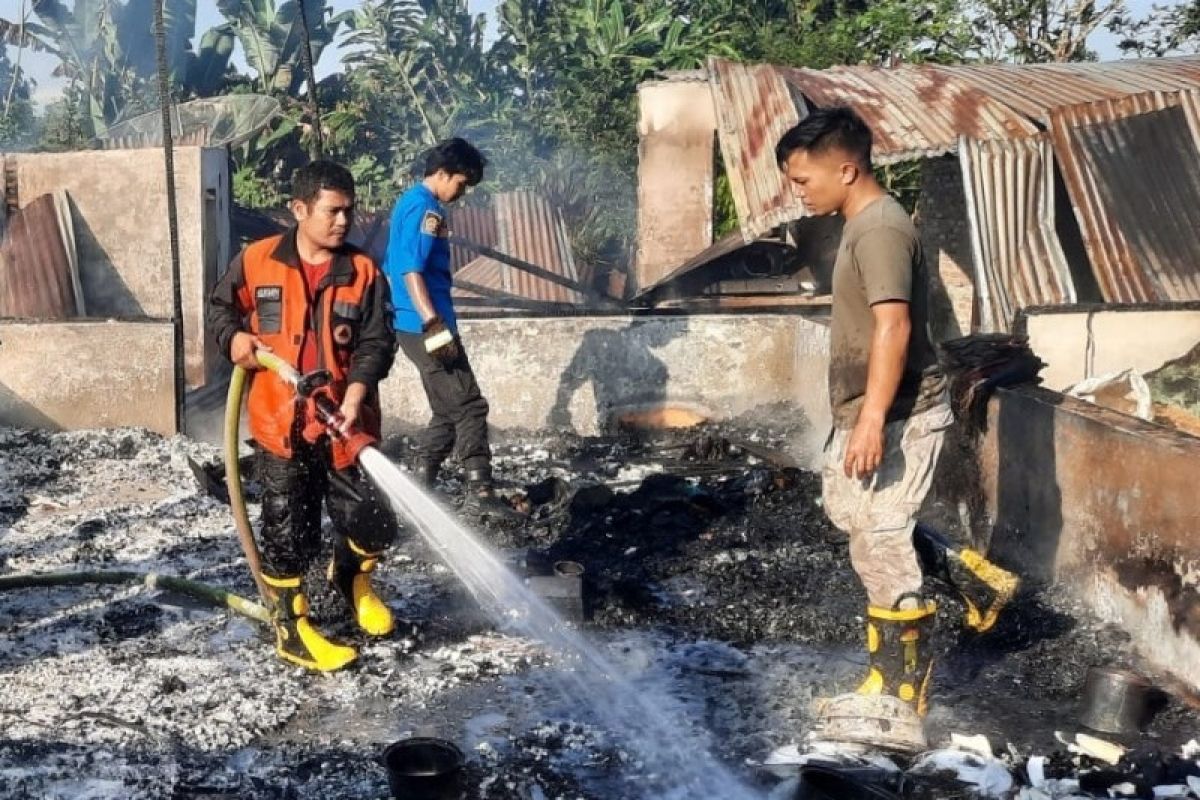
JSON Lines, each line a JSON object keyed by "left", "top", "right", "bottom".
{"left": 382, "top": 737, "right": 464, "bottom": 800}
{"left": 794, "top": 763, "right": 903, "bottom": 800}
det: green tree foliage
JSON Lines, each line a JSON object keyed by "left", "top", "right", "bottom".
{"left": 0, "top": 0, "right": 237, "bottom": 138}
{"left": 217, "top": 0, "right": 348, "bottom": 95}
{"left": 967, "top": 0, "right": 1123, "bottom": 62}
{"left": 0, "top": 42, "right": 39, "bottom": 148}
{"left": 1109, "top": 1, "right": 1200, "bottom": 57}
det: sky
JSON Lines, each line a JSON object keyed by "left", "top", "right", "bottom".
{"left": 0, "top": 0, "right": 1168, "bottom": 108}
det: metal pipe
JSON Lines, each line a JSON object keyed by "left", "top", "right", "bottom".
{"left": 154, "top": 0, "right": 185, "bottom": 433}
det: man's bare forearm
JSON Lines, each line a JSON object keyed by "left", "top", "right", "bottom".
{"left": 404, "top": 273, "right": 437, "bottom": 324}
{"left": 859, "top": 309, "right": 911, "bottom": 424}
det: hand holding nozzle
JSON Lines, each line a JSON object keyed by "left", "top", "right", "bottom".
{"left": 231, "top": 332, "right": 272, "bottom": 370}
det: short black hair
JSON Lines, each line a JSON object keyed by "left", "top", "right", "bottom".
{"left": 775, "top": 107, "right": 873, "bottom": 171}
{"left": 292, "top": 160, "right": 355, "bottom": 204}
{"left": 423, "top": 137, "right": 487, "bottom": 185}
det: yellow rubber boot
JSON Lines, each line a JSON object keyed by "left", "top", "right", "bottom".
{"left": 954, "top": 549, "right": 1020, "bottom": 634}
{"left": 856, "top": 598, "right": 937, "bottom": 717}
{"left": 914, "top": 524, "right": 1020, "bottom": 634}
{"left": 263, "top": 575, "right": 357, "bottom": 672}
{"left": 329, "top": 539, "right": 394, "bottom": 637}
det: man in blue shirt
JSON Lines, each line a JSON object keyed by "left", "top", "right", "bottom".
{"left": 384, "top": 138, "right": 517, "bottom": 522}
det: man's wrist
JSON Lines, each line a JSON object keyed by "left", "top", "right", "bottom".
{"left": 857, "top": 407, "right": 887, "bottom": 427}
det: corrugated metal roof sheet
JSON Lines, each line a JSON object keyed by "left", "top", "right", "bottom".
{"left": 0, "top": 191, "right": 81, "bottom": 319}
{"left": 943, "top": 56, "right": 1200, "bottom": 123}
{"left": 781, "top": 64, "right": 1039, "bottom": 163}
{"left": 491, "top": 191, "right": 583, "bottom": 305}
{"left": 449, "top": 205, "right": 496, "bottom": 271}
{"left": 959, "top": 135, "right": 1074, "bottom": 332}
{"left": 707, "top": 58, "right": 807, "bottom": 241}
{"left": 1050, "top": 91, "right": 1200, "bottom": 303}
{"left": 447, "top": 191, "right": 584, "bottom": 308}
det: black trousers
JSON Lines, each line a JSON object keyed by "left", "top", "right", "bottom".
{"left": 396, "top": 332, "right": 492, "bottom": 473}
{"left": 255, "top": 440, "right": 400, "bottom": 578}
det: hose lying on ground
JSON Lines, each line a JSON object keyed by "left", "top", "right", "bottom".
{"left": 0, "top": 570, "right": 271, "bottom": 625}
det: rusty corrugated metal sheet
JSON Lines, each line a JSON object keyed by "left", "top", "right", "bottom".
{"left": 781, "top": 64, "right": 1039, "bottom": 163}
{"left": 944, "top": 56, "right": 1200, "bottom": 124}
{"left": 708, "top": 58, "right": 807, "bottom": 242}
{"left": 705, "top": 57, "right": 1039, "bottom": 241}
{"left": 1050, "top": 91, "right": 1200, "bottom": 303}
{"left": 959, "top": 135, "right": 1074, "bottom": 332}
{"left": 491, "top": 191, "right": 583, "bottom": 304}
{"left": 0, "top": 192, "right": 81, "bottom": 319}
{"left": 449, "top": 205, "right": 496, "bottom": 271}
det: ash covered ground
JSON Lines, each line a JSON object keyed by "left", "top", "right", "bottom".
{"left": 1, "top": 415, "right": 1198, "bottom": 799}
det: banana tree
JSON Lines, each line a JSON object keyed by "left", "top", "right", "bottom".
{"left": 0, "top": 0, "right": 236, "bottom": 137}
{"left": 216, "top": 0, "right": 347, "bottom": 95}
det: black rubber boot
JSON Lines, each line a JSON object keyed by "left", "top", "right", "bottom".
{"left": 411, "top": 458, "right": 442, "bottom": 490}
{"left": 462, "top": 466, "right": 523, "bottom": 525}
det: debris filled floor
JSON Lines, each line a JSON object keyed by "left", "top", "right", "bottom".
{"left": 1, "top": 422, "right": 1197, "bottom": 799}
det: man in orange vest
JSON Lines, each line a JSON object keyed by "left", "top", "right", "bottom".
{"left": 207, "top": 161, "right": 399, "bottom": 672}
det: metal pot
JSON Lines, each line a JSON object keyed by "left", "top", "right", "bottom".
{"left": 1080, "top": 666, "right": 1153, "bottom": 735}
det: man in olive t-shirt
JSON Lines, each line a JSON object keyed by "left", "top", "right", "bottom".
{"left": 776, "top": 108, "right": 951, "bottom": 727}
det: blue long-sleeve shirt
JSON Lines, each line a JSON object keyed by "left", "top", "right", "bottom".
{"left": 382, "top": 184, "right": 456, "bottom": 334}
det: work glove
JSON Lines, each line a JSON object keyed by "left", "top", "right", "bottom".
{"left": 422, "top": 316, "right": 460, "bottom": 367}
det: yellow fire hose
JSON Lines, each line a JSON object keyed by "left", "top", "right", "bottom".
{"left": 223, "top": 351, "right": 301, "bottom": 605}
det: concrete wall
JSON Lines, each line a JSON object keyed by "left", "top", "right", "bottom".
{"left": 379, "top": 313, "right": 831, "bottom": 439}
{"left": 971, "top": 386, "right": 1200, "bottom": 691}
{"left": 10, "top": 147, "right": 230, "bottom": 387}
{"left": 1020, "top": 305, "right": 1200, "bottom": 391}
{"left": 634, "top": 80, "right": 717, "bottom": 292}
{"left": 918, "top": 157, "right": 976, "bottom": 341}
{"left": 0, "top": 320, "right": 175, "bottom": 434}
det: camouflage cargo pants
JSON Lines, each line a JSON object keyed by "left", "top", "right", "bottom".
{"left": 822, "top": 403, "right": 954, "bottom": 609}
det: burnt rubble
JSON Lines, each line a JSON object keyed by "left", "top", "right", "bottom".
{"left": 1, "top": 422, "right": 1198, "bottom": 798}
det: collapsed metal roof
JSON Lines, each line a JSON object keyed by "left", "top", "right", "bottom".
{"left": 1049, "top": 90, "right": 1200, "bottom": 304}
{"left": 642, "top": 57, "right": 1200, "bottom": 322}
{"left": 695, "top": 56, "right": 1200, "bottom": 244}
{"left": 945, "top": 57, "right": 1200, "bottom": 123}
{"left": 959, "top": 134, "right": 1074, "bottom": 333}
{"left": 778, "top": 63, "right": 1040, "bottom": 161}
{"left": 452, "top": 191, "right": 584, "bottom": 309}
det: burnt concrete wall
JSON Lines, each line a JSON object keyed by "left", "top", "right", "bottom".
{"left": 10, "top": 147, "right": 230, "bottom": 387}
{"left": 0, "top": 320, "right": 175, "bottom": 434}
{"left": 634, "top": 79, "right": 716, "bottom": 292}
{"left": 976, "top": 386, "right": 1200, "bottom": 690}
{"left": 379, "top": 313, "right": 832, "bottom": 443}
{"left": 1020, "top": 305, "right": 1200, "bottom": 391}
{"left": 918, "top": 157, "right": 975, "bottom": 341}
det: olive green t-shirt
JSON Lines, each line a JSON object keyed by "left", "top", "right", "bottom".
{"left": 829, "top": 195, "right": 946, "bottom": 429}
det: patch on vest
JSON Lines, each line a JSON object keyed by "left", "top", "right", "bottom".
{"left": 421, "top": 209, "right": 446, "bottom": 237}
{"left": 333, "top": 323, "right": 353, "bottom": 346}
{"left": 256, "top": 285, "right": 283, "bottom": 301}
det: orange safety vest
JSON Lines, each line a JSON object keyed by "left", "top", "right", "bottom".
{"left": 237, "top": 234, "right": 383, "bottom": 470}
